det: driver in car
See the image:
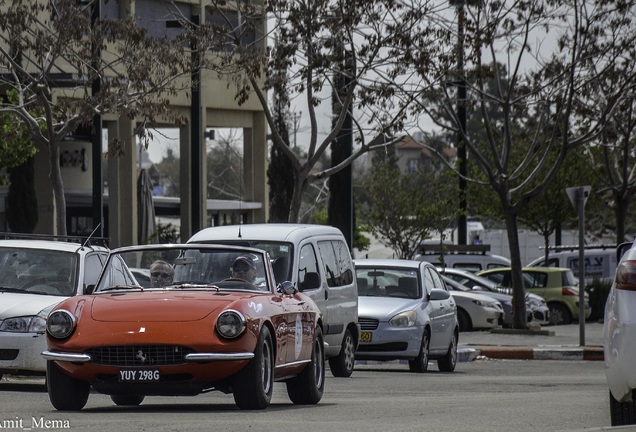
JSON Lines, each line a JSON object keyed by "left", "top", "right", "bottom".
{"left": 230, "top": 256, "right": 257, "bottom": 283}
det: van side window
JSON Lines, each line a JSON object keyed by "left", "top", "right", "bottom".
{"left": 298, "top": 244, "right": 320, "bottom": 290}
{"left": 318, "top": 241, "right": 341, "bottom": 287}
{"left": 332, "top": 240, "right": 354, "bottom": 285}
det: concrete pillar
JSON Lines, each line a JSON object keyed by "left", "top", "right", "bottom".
{"left": 107, "top": 117, "right": 137, "bottom": 247}
{"left": 33, "top": 143, "right": 56, "bottom": 234}
{"left": 180, "top": 125, "right": 192, "bottom": 241}
{"left": 244, "top": 112, "right": 268, "bottom": 223}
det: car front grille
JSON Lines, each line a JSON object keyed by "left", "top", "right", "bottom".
{"left": 87, "top": 345, "right": 195, "bottom": 366}
{"left": 358, "top": 317, "right": 379, "bottom": 331}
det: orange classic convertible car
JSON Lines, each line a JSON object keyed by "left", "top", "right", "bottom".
{"left": 42, "top": 244, "right": 325, "bottom": 410}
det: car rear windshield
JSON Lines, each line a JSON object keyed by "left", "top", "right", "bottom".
{"left": 355, "top": 267, "right": 421, "bottom": 299}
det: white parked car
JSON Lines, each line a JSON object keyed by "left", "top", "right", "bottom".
{"left": 604, "top": 242, "right": 636, "bottom": 426}
{"left": 439, "top": 267, "right": 550, "bottom": 327}
{"left": 442, "top": 277, "right": 503, "bottom": 331}
{"left": 0, "top": 237, "right": 108, "bottom": 380}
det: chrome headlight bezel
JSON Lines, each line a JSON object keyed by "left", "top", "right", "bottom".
{"left": 46, "top": 310, "right": 76, "bottom": 339}
{"left": 216, "top": 309, "right": 247, "bottom": 339}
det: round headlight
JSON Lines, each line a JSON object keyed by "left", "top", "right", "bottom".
{"left": 216, "top": 310, "right": 246, "bottom": 339}
{"left": 46, "top": 310, "right": 76, "bottom": 339}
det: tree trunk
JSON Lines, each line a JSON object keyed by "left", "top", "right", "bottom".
{"left": 615, "top": 192, "right": 628, "bottom": 244}
{"left": 288, "top": 176, "right": 305, "bottom": 223}
{"left": 505, "top": 209, "right": 528, "bottom": 329}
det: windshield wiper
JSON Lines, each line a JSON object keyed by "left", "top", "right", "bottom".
{"left": 98, "top": 285, "right": 144, "bottom": 292}
{"left": 169, "top": 283, "right": 220, "bottom": 290}
{"left": 0, "top": 287, "right": 30, "bottom": 294}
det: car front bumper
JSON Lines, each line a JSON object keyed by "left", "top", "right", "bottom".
{"left": 0, "top": 332, "right": 48, "bottom": 375}
{"left": 355, "top": 323, "right": 423, "bottom": 360}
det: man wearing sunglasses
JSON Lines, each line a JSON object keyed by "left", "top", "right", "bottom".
{"left": 150, "top": 260, "right": 174, "bottom": 287}
{"left": 230, "top": 256, "right": 257, "bottom": 283}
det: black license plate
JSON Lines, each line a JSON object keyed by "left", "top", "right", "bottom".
{"left": 118, "top": 369, "right": 160, "bottom": 382}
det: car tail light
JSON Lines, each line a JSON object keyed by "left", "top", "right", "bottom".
{"left": 562, "top": 287, "right": 578, "bottom": 296}
{"left": 615, "top": 260, "right": 636, "bottom": 291}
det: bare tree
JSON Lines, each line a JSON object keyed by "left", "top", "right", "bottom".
{"left": 191, "top": 0, "right": 444, "bottom": 222}
{"left": 402, "top": 0, "right": 636, "bottom": 328}
{"left": 585, "top": 96, "right": 636, "bottom": 244}
{"left": 0, "top": 0, "right": 190, "bottom": 235}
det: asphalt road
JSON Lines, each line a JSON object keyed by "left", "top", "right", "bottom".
{"left": 0, "top": 355, "right": 613, "bottom": 432}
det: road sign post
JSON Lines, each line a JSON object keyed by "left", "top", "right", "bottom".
{"left": 566, "top": 186, "right": 591, "bottom": 346}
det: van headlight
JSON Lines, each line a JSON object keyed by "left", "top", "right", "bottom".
{"left": 46, "top": 310, "right": 76, "bottom": 339}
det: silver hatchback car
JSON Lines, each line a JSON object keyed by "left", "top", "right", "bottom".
{"left": 354, "top": 259, "right": 459, "bottom": 373}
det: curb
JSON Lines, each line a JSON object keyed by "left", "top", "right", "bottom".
{"left": 354, "top": 346, "right": 604, "bottom": 366}
{"left": 470, "top": 345, "right": 604, "bottom": 361}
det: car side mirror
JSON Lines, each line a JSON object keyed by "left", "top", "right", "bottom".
{"left": 278, "top": 281, "right": 297, "bottom": 295}
{"left": 429, "top": 289, "right": 451, "bottom": 301}
{"left": 85, "top": 284, "right": 95, "bottom": 295}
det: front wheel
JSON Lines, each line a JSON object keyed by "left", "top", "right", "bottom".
{"left": 232, "top": 327, "right": 274, "bottom": 410}
{"left": 47, "top": 361, "right": 90, "bottom": 411}
{"left": 409, "top": 328, "right": 430, "bottom": 373}
{"left": 111, "top": 394, "right": 145, "bottom": 406}
{"left": 286, "top": 327, "right": 325, "bottom": 404}
{"left": 328, "top": 328, "right": 355, "bottom": 377}
{"left": 437, "top": 331, "right": 458, "bottom": 372}
{"left": 610, "top": 390, "right": 636, "bottom": 426}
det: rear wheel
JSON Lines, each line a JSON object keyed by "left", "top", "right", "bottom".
{"left": 232, "top": 327, "right": 274, "bottom": 410}
{"left": 111, "top": 395, "right": 145, "bottom": 406}
{"left": 437, "top": 331, "right": 458, "bottom": 372}
{"left": 409, "top": 329, "right": 430, "bottom": 373}
{"left": 610, "top": 390, "right": 636, "bottom": 426}
{"left": 328, "top": 328, "right": 355, "bottom": 377}
{"left": 286, "top": 327, "right": 325, "bottom": 404}
{"left": 47, "top": 361, "right": 90, "bottom": 411}
{"left": 548, "top": 303, "right": 572, "bottom": 325}
{"left": 457, "top": 309, "right": 472, "bottom": 332}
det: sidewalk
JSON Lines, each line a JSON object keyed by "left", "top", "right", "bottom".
{"left": 458, "top": 321, "right": 605, "bottom": 362}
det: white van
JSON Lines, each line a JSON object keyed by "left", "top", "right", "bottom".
{"left": 188, "top": 224, "right": 359, "bottom": 377}
{"left": 416, "top": 244, "right": 511, "bottom": 273}
{"left": 527, "top": 245, "right": 618, "bottom": 285}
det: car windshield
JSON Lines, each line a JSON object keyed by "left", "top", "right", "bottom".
{"left": 355, "top": 267, "right": 421, "bottom": 299}
{"left": 198, "top": 239, "right": 292, "bottom": 283}
{"left": 0, "top": 247, "right": 78, "bottom": 296}
{"left": 95, "top": 246, "right": 271, "bottom": 293}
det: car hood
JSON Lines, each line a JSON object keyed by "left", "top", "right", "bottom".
{"left": 0, "top": 292, "right": 66, "bottom": 318}
{"left": 451, "top": 290, "right": 497, "bottom": 303}
{"left": 90, "top": 291, "right": 237, "bottom": 322}
{"left": 472, "top": 291, "right": 511, "bottom": 303}
{"left": 358, "top": 296, "right": 422, "bottom": 320}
